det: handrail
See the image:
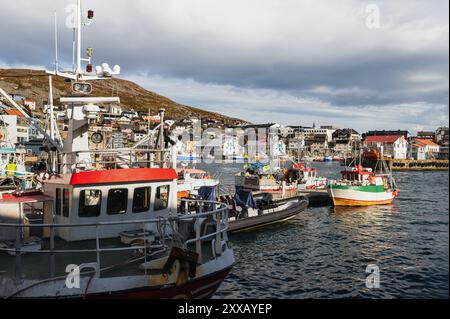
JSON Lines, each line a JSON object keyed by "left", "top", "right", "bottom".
{"left": 0, "top": 199, "right": 230, "bottom": 289}
{"left": 0, "top": 202, "right": 227, "bottom": 229}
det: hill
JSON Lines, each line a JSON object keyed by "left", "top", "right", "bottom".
{"left": 0, "top": 68, "right": 245, "bottom": 125}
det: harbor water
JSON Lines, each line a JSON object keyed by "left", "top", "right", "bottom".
{"left": 197, "top": 161, "right": 449, "bottom": 298}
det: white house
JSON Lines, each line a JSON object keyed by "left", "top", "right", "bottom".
{"left": 364, "top": 135, "right": 408, "bottom": 159}
{"left": 131, "top": 131, "right": 147, "bottom": 143}
{"left": 223, "top": 135, "right": 244, "bottom": 158}
{"left": 1, "top": 113, "right": 29, "bottom": 144}
{"left": 409, "top": 138, "right": 440, "bottom": 160}
{"left": 107, "top": 104, "right": 122, "bottom": 115}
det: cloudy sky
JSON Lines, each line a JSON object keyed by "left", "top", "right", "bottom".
{"left": 0, "top": 0, "right": 448, "bottom": 133}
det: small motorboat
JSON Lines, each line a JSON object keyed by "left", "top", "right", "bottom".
{"left": 227, "top": 190, "right": 308, "bottom": 232}
{"left": 197, "top": 186, "right": 308, "bottom": 233}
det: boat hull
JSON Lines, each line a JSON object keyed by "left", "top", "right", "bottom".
{"left": 328, "top": 186, "right": 396, "bottom": 206}
{"left": 2, "top": 250, "right": 235, "bottom": 299}
{"left": 229, "top": 197, "right": 308, "bottom": 232}
{"left": 88, "top": 267, "right": 233, "bottom": 299}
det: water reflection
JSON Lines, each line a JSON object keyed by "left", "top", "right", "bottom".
{"left": 198, "top": 162, "right": 448, "bottom": 298}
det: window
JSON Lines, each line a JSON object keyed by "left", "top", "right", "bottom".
{"left": 79, "top": 190, "right": 102, "bottom": 217}
{"left": 133, "top": 187, "right": 151, "bottom": 213}
{"left": 63, "top": 189, "right": 70, "bottom": 217}
{"left": 154, "top": 185, "right": 170, "bottom": 211}
{"left": 107, "top": 189, "right": 128, "bottom": 215}
{"left": 55, "top": 188, "right": 61, "bottom": 216}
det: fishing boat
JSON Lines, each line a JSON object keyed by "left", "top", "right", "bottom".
{"left": 327, "top": 164, "right": 398, "bottom": 206}
{"left": 176, "top": 168, "right": 219, "bottom": 198}
{"left": 198, "top": 187, "right": 308, "bottom": 233}
{"left": 0, "top": 0, "right": 234, "bottom": 299}
{"left": 235, "top": 162, "right": 298, "bottom": 192}
{"left": 0, "top": 147, "right": 36, "bottom": 192}
{"left": 0, "top": 169, "right": 234, "bottom": 299}
{"left": 297, "top": 166, "right": 327, "bottom": 190}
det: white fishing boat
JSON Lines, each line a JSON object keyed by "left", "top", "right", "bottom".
{"left": 0, "top": 0, "right": 234, "bottom": 299}
{"left": 176, "top": 168, "right": 219, "bottom": 198}
{"left": 297, "top": 167, "right": 327, "bottom": 190}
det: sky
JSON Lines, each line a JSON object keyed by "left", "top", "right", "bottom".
{"left": 0, "top": 0, "right": 448, "bottom": 134}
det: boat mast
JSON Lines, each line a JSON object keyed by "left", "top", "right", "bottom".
{"left": 75, "top": 0, "right": 82, "bottom": 74}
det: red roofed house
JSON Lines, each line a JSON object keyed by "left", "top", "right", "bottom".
{"left": 408, "top": 138, "right": 440, "bottom": 160}
{"left": 4, "top": 109, "right": 25, "bottom": 117}
{"left": 24, "top": 99, "right": 37, "bottom": 111}
{"left": 364, "top": 135, "right": 408, "bottom": 159}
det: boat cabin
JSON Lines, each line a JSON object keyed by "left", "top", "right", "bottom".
{"left": 341, "top": 166, "right": 373, "bottom": 183}
{"left": 40, "top": 168, "right": 178, "bottom": 241}
{"left": 302, "top": 168, "right": 317, "bottom": 179}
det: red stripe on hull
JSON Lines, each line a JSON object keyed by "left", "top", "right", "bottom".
{"left": 87, "top": 267, "right": 232, "bottom": 299}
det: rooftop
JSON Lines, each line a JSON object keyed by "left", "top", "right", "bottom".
{"left": 3, "top": 109, "right": 25, "bottom": 117}
{"left": 414, "top": 138, "right": 440, "bottom": 147}
{"left": 365, "top": 135, "right": 403, "bottom": 143}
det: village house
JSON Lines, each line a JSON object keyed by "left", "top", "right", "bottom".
{"left": 131, "top": 130, "right": 147, "bottom": 143}
{"left": 363, "top": 130, "right": 410, "bottom": 140}
{"left": 408, "top": 138, "right": 440, "bottom": 160}
{"left": 416, "top": 131, "right": 435, "bottom": 141}
{"left": 1, "top": 109, "right": 29, "bottom": 144}
{"left": 435, "top": 127, "right": 449, "bottom": 146}
{"left": 23, "top": 99, "right": 37, "bottom": 111}
{"left": 332, "top": 128, "right": 360, "bottom": 156}
{"left": 107, "top": 104, "right": 122, "bottom": 115}
{"left": 364, "top": 135, "right": 408, "bottom": 159}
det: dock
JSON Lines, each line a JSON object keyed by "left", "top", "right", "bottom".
{"left": 298, "top": 189, "right": 333, "bottom": 207}
{"left": 386, "top": 159, "right": 449, "bottom": 171}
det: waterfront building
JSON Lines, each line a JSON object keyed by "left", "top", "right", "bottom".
{"left": 364, "top": 135, "right": 408, "bottom": 159}
{"left": 417, "top": 131, "right": 435, "bottom": 141}
{"left": 131, "top": 130, "right": 147, "bottom": 142}
{"left": 408, "top": 138, "right": 440, "bottom": 160}
{"left": 332, "top": 128, "right": 360, "bottom": 156}
{"left": 435, "top": 127, "right": 449, "bottom": 147}
{"left": 362, "top": 130, "right": 410, "bottom": 140}
{"left": 223, "top": 135, "right": 245, "bottom": 159}
{"left": 1, "top": 111, "right": 29, "bottom": 144}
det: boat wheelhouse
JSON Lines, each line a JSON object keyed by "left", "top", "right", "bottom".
{"left": 40, "top": 168, "right": 178, "bottom": 241}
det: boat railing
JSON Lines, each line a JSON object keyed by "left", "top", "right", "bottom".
{"left": 0, "top": 199, "right": 229, "bottom": 287}
{"left": 57, "top": 148, "right": 172, "bottom": 170}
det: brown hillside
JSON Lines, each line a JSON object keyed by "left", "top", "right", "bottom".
{"left": 0, "top": 68, "right": 245, "bottom": 125}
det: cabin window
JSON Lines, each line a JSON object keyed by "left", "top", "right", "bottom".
{"left": 63, "top": 189, "right": 70, "bottom": 217}
{"left": 79, "top": 190, "right": 102, "bottom": 217}
{"left": 154, "top": 185, "right": 170, "bottom": 211}
{"left": 133, "top": 187, "right": 151, "bottom": 213}
{"left": 55, "top": 188, "right": 61, "bottom": 216}
{"left": 107, "top": 189, "right": 128, "bottom": 215}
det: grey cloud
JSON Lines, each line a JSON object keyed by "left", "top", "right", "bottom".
{"left": 0, "top": 0, "right": 448, "bottom": 132}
